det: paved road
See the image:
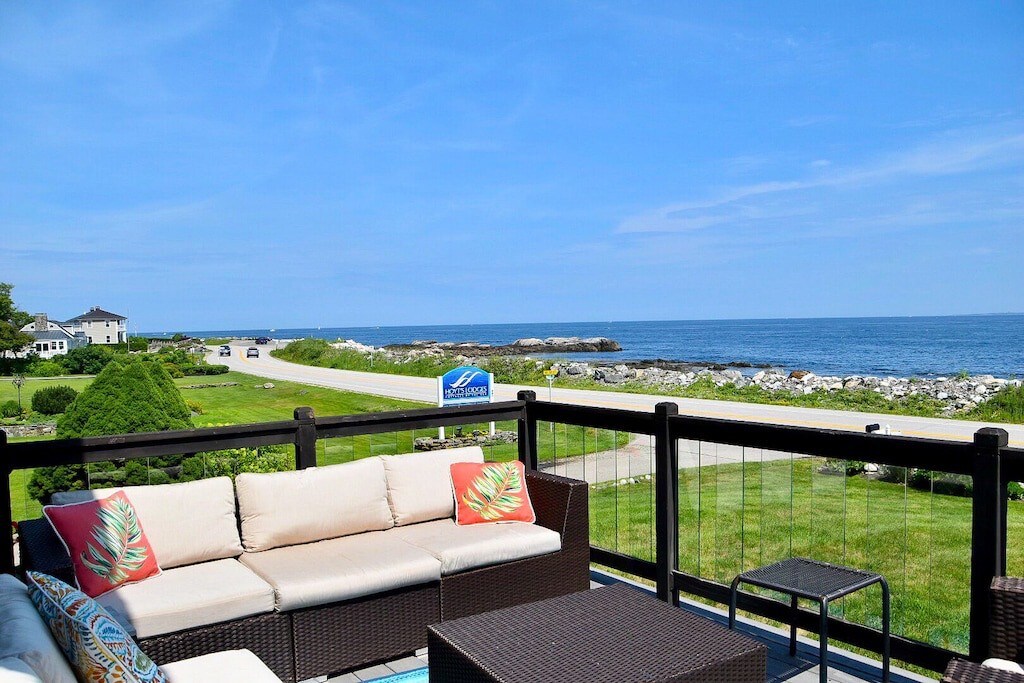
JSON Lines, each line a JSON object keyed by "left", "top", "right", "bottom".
{"left": 212, "top": 341, "right": 1024, "bottom": 447}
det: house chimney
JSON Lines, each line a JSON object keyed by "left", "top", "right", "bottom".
{"left": 35, "top": 313, "right": 48, "bottom": 331}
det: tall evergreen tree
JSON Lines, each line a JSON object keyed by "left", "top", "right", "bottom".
{"left": 28, "top": 358, "right": 194, "bottom": 502}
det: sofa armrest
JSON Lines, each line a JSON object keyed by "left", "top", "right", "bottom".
{"left": 17, "top": 518, "right": 75, "bottom": 585}
{"left": 991, "top": 577, "right": 1024, "bottom": 663}
{"left": 525, "top": 470, "right": 588, "bottom": 555}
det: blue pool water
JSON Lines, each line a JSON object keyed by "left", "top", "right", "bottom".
{"left": 174, "top": 314, "right": 1023, "bottom": 378}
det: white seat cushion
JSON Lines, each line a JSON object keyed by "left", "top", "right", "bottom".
{"left": 96, "top": 559, "right": 275, "bottom": 639}
{"left": 49, "top": 477, "right": 243, "bottom": 569}
{"left": 239, "top": 531, "right": 441, "bottom": 611}
{"left": 160, "top": 649, "right": 282, "bottom": 682}
{"left": 388, "top": 519, "right": 562, "bottom": 575}
{"left": 381, "top": 447, "right": 484, "bottom": 526}
{"left": 0, "top": 575, "right": 76, "bottom": 683}
{"left": 983, "top": 658, "right": 1024, "bottom": 674}
{"left": 236, "top": 459, "right": 394, "bottom": 552}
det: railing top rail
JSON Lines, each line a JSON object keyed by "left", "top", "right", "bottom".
{"left": 667, "top": 413, "right": 976, "bottom": 474}
{"left": 1000, "top": 446, "right": 1024, "bottom": 479}
{"left": 313, "top": 400, "right": 526, "bottom": 438}
{"left": 527, "top": 400, "right": 657, "bottom": 435}
{"left": 3, "top": 419, "right": 301, "bottom": 471}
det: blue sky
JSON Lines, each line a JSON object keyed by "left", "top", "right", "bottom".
{"left": 1, "top": 2, "right": 1022, "bottom": 331}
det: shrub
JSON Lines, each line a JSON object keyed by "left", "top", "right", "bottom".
{"left": 182, "top": 364, "right": 229, "bottom": 376}
{"left": 128, "top": 337, "right": 149, "bottom": 351}
{"left": 1, "top": 400, "right": 22, "bottom": 418}
{"left": 29, "top": 358, "right": 194, "bottom": 503}
{"left": 821, "top": 459, "right": 864, "bottom": 476}
{"left": 186, "top": 399, "right": 204, "bottom": 415}
{"left": 162, "top": 363, "right": 184, "bottom": 378}
{"left": 28, "top": 360, "right": 64, "bottom": 377}
{"left": 31, "top": 385, "right": 78, "bottom": 415}
{"left": 61, "top": 345, "right": 114, "bottom": 375}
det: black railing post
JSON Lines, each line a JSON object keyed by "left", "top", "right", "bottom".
{"left": 0, "top": 430, "right": 14, "bottom": 575}
{"left": 294, "top": 407, "right": 317, "bottom": 470}
{"left": 654, "top": 402, "right": 679, "bottom": 604}
{"left": 970, "top": 426, "right": 1009, "bottom": 661}
{"left": 517, "top": 390, "right": 538, "bottom": 470}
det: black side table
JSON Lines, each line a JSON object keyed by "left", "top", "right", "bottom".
{"left": 728, "top": 557, "right": 890, "bottom": 683}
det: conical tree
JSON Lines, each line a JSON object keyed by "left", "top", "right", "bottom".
{"left": 28, "top": 357, "right": 194, "bottom": 502}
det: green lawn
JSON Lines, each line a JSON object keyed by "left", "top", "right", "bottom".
{"left": 5, "top": 371, "right": 628, "bottom": 521}
{"left": 587, "top": 456, "right": 1024, "bottom": 657}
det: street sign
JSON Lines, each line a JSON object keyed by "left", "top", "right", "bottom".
{"left": 438, "top": 366, "right": 493, "bottom": 407}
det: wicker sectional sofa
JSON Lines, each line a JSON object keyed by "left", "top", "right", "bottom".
{"left": 16, "top": 447, "right": 590, "bottom": 682}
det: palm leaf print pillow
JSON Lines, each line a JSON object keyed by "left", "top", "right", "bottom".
{"left": 450, "top": 461, "right": 536, "bottom": 525}
{"left": 44, "top": 491, "right": 161, "bottom": 597}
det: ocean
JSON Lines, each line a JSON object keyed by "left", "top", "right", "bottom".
{"left": 174, "top": 314, "right": 1023, "bottom": 379}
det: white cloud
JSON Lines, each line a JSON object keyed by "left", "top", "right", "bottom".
{"left": 615, "top": 126, "right": 1024, "bottom": 235}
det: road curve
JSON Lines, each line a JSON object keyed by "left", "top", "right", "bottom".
{"left": 212, "top": 342, "right": 1024, "bottom": 446}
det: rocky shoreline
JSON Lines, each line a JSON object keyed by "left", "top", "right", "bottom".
{"left": 555, "top": 361, "right": 1020, "bottom": 414}
{"left": 323, "top": 337, "right": 1019, "bottom": 415}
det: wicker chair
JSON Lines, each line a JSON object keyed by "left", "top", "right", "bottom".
{"left": 943, "top": 578, "right": 1024, "bottom": 683}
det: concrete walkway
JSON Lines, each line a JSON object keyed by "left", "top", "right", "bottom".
{"left": 213, "top": 341, "right": 1024, "bottom": 447}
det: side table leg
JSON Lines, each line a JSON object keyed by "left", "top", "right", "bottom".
{"left": 819, "top": 598, "right": 829, "bottom": 683}
{"left": 790, "top": 593, "right": 798, "bottom": 655}
{"left": 881, "top": 579, "right": 891, "bottom": 683}
{"left": 729, "top": 576, "right": 741, "bottom": 630}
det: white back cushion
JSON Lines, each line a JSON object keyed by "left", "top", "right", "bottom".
{"left": 235, "top": 459, "right": 394, "bottom": 552}
{"left": 0, "top": 575, "right": 76, "bottom": 683}
{"left": 381, "top": 446, "right": 484, "bottom": 526}
{"left": 47, "top": 478, "right": 242, "bottom": 569}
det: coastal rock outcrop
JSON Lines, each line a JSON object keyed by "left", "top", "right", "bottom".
{"left": 543, "top": 362, "right": 1019, "bottom": 414}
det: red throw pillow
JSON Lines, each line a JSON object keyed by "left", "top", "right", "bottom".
{"left": 44, "top": 491, "right": 161, "bottom": 598}
{"left": 451, "top": 461, "right": 536, "bottom": 525}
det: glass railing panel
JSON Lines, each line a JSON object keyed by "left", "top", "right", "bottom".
{"left": 713, "top": 442, "right": 745, "bottom": 584}
{"left": 616, "top": 432, "right": 654, "bottom": 563}
{"left": 677, "top": 438, "right": 702, "bottom": 576}
{"left": 759, "top": 449, "right": 794, "bottom": 568}
{"left": 741, "top": 446, "right": 763, "bottom": 572}
{"left": 809, "top": 455, "right": 847, "bottom": 568}
{"left": 697, "top": 441, "right": 719, "bottom": 581}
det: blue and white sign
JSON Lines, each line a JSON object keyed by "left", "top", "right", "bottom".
{"left": 438, "top": 366, "right": 493, "bottom": 407}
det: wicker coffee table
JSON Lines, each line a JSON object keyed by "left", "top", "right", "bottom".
{"left": 729, "top": 557, "right": 890, "bottom": 683}
{"left": 427, "top": 584, "right": 766, "bottom": 682}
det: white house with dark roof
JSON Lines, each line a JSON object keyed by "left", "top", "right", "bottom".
{"left": 64, "top": 306, "right": 127, "bottom": 345}
{"left": 18, "top": 314, "right": 89, "bottom": 359}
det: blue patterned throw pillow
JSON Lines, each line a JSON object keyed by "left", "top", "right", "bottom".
{"left": 26, "top": 572, "right": 165, "bottom": 683}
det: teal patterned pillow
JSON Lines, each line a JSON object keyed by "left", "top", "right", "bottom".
{"left": 26, "top": 572, "right": 165, "bottom": 683}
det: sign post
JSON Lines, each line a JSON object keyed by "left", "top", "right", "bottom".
{"left": 437, "top": 366, "right": 495, "bottom": 440}
{"left": 543, "top": 368, "right": 557, "bottom": 432}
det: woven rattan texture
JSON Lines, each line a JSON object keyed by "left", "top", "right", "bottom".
{"left": 991, "top": 577, "right": 1024, "bottom": 662}
{"left": 16, "top": 518, "right": 74, "bottom": 584}
{"left": 141, "top": 612, "right": 295, "bottom": 682}
{"left": 428, "top": 584, "right": 766, "bottom": 683}
{"left": 741, "top": 558, "right": 879, "bottom": 599}
{"left": 16, "top": 470, "right": 591, "bottom": 681}
{"left": 293, "top": 583, "right": 438, "bottom": 680}
{"left": 942, "top": 659, "right": 1024, "bottom": 683}
{"left": 441, "top": 470, "right": 590, "bottom": 621}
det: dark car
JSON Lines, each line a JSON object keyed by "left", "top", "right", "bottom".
{"left": 246, "top": 347, "right": 259, "bottom": 358}
{"left": 255, "top": 336, "right": 271, "bottom": 345}
{"left": 218, "top": 345, "right": 231, "bottom": 357}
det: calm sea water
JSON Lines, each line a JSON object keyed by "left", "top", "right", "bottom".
{"left": 175, "top": 314, "right": 1023, "bottom": 378}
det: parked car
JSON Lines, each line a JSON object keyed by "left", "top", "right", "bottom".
{"left": 255, "top": 336, "right": 271, "bottom": 345}
{"left": 246, "top": 347, "right": 259, "bottom": 358}
{"left": 218, "top": 345, "right": 231, "bottom": 357}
